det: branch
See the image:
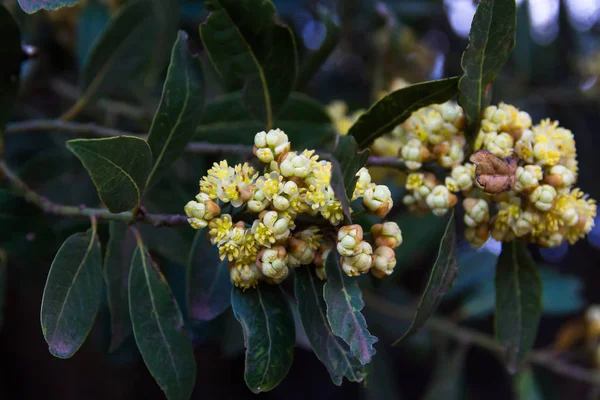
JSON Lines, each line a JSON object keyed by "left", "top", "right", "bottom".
{"left": 363, "top": 292, "right": 600, "bottom": 388}
{"left": 0, "top": 161, "right": 188, "bottom": 228}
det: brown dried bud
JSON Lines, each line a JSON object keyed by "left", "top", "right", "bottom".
{"left": 469, "top": 150, "right": 517, "bottom": 194}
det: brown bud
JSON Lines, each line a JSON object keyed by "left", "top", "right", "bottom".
{"left": 470, "top": 150, "right": 517, "bottom": 194}
{"left": 433, "top": 142, "right": 449, "bottom": 156}
{"left": 205, "top": 200, "right": 221, "bottom": 219}
{"left": 544, "top": 174, "right": 563, "bottom": 189}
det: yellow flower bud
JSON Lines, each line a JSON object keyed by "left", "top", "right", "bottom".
{"left": 514, "top": 165, "right": 542, "bottom": 192}
{"left": 280, "top": 152, "right": 312, "bottom": 178}
{"left": 352, "top": 167, "right": 373, "bottom": 200}
{"left": 401, "top": 138, "right": 429, "bottom": 170}
{"left": 463, "top": 198, "right": 490, "bottom": 227}
{"left": 485, "top": 132, "right": 514, "bottom": 158}
{"left": 230, "top": 263, "right": 262, "bottom": 290}
{"left": 337, "top": 224, "right": 363, "bottom": 257}
{"left": 426, "top": 185, "right": 457, "bottom": 216}
{"left": 341, "top": 242, "right": 373, "bottom": 276}
{"left": 530, "top": 184, "right": 557, "bottom": 212}
{"left": 371, "top": 221, "right": 403, "bottom": 248}
{"left": 371, "top": 246, "right": 396, "bottom": 278}
{"left": 289, "top": 237, "right": 315, "bottom": 265}
{"left": 272, "top": 194, "right": 290, "bottom": 211}
{"left": 363, "top": 184, "right": 393, "bottom": 218}
{"left": 445, "top": 177, "right": 459, "bottom": 193}
{"left": 544, "top": 165, "right": 576, "bottom": 189}
{"left": 266, "top": 128, "right": 290, "bottom": 156}
{"left": 257, "top": 246, "right": 288, "bottom": 279}
{"left": 464, "top": 224, "right": 490, "bottom": 248}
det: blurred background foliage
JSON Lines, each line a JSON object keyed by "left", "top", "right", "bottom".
{"left": 2, "top": 0, "right": 600, "bottom": 399}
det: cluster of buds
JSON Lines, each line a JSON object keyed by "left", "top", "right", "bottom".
{"left": 185, "top": 129, "right": 399, "bottom": 289}
{"left": 336, "top": 221, "right": 402, "bottom": 279}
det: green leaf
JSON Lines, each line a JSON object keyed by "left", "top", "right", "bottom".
{"left": 297, "top": 7, "right": 341, "bottom": 89}
{"left": 0, "top": 5, "right": 21, "bottom": 132}
{"left": 422, "top": 345, "right": 467, "bottom": 400}
{"left": 17, "top": 0, "right": 79, "bottom": 13}
{"left": 495, "top": 241, "right": 542, "bottom": 367}
{"left": 79, "top": 0, "right": 178, "bottom": 105}
{"left": 187, "top": 229, "right": 231, "bottom": 321}
{"left": 231, "top": 284, "right": 295, "bottom": 393}
{"left": 458, "top": 0, "right": 517, "bottom": 144}
{"left": 393, "top": 210, "right": 458, "bottom": 345}
{"left": 129, "top": 242, "right": 196, "bottom": 400}
{"left": 195, "top": 92, "right": 335, "bottom": 149}
{"left": 146, "top": 31, "right": 205, "bottom": 188}
{"left": 330, "top": 135, "right": 370, "bottom": 222}
{"left": 200, "top": 0, "right": 298, "bottom": 126}
{"left": 40, "top": 227, "right": 103, "bottom": 358}
{"left": 516, "top": 368, "right": 544, "bottom": 400}
{"left": 104, "top": 222, "right": 137, "bottom": 352}
{"left": 294, "top": 266, "right": 365, "bottom": 385}
{"left": 348, "top": 77, "right": 460, "bottom": 149}
{"left": 67, "top": 136, "right": 153, "bottom": 213}
{"left": 324, "top": 251, "right": 378, "bottom": 365}
{"left": 77, "top": 0, "right": 110, "bottom": 68}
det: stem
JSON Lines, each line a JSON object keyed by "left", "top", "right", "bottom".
{"left": 0, "top": 161, "right": 188, "bottom": 228}
{"left": 60, "top": 98, "right": 88, "bottom": 122}
{"left": 363, "top": 292, "right": 600, "bottom": 388}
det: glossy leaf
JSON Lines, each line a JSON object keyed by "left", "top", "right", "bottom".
{"left": 146, "top": 31, "right": 205, "bottom": 188}
{"left": 0, "top": 5, "right": 21, "bottom": 132}
{"left": 495, "top": 241, "right": 542, "bottom": 366}
{"left": 200, "top": 0, "right": 298, "bottom": 126}
{"left": 186, "top": 230, "right": 231, "bottom": 321}
{"left": 67, "top": 136, "right": 153, "bottom": 213}
{"left": 195, "top": 92, "right": 334, "bottom": 149}
{"left": 129, "top": 244, "right": 196, "bottom": 400}
{"left": 40, "top": 228, "right": 103, "bottom": 358}
{"left": 104, "top": 222, "right": 137, "bottom": 352}
{"left": 294, "top": 266, "right": 365, "bottom": 385}
{"left": 393, "top": 210, "right": 457, "bottom": 345}
{"left": 80, "top": 0, "right": 178, "bottom": 105}
{"left": 77, "top": 0, "right": 110, "bottom": 68}
{"left": 324, "top": 252, "right": 378, "bottom": 365}
{"left": 348, "top": 77, "right": 460, "bottom": 149}
{"left": 231, "top": 284, "right": 295, "bottom": 393}
{"left": 18, "top": 0, "right": 79, "bottom": 13}
{"left": 458, "top": 0, "right": 517, "bottom": 143}
{"left": 330, "top": 135, "right": 370, "bottom": 222}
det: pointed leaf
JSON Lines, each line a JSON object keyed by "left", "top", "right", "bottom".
{"left": 458, "top": 0, "right": 517, "bottom": 144}
{"left": 516, "top": 368, "right": 543, "bottom": 400}
{"left": 79, "top": 0, "right": 178, "bottom": 105}
{"left": 294, "top": 266, "right": 365, "bottom": 385}
{"left": 393, "top": 210, "right": 458, "bottom": 345}
{"left": 67, "top": 136, "right": 153, "bottom": 212}
{"left": 324, "top": 252, "right": 378, "bottom": 365}
{"left": 231, "top": 284, "right": 295, "bottom": 393}
{"left": 186, "top": 229, "right": 231, "bottom": 321}
{"left": 200, "top": 0, "right": 298, "bottom": 126}
{"left": 195, "top": 92, "right": 334, "bottom": 149}
{"left": 348, "top": 77, "right": 460, "bottom": 149}
{"left": 40, "top": 228, "right": 103, "bottom": 358}
{"left": 17, "top": 0, "right": 79, "bottom": 13}
{"left": 146, "top": 31, "right": 205, "bottom": 188}
{"left": 495, "top": 241, "right": 542, "bottom": 367}
{"left": 0, "top": 5, "right": 21, "bottom": 133}
{"left": 129, "top": 243, "right": 196, "bottom": 400}
{"left": 104, "top": 222, "right": 137, "bottom": 352}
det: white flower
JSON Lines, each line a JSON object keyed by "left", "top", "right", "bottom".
{"left": 341, "top": 242, "right": 373, "bottom": 276}
{"left": 363, "top": 185, "right": 393, "bottom": 218}
{"left": 451, "top": 164, "right": 475, "bottom": 191}
{"left": 258, "top": 246, "right": 288, "bottom": 278}
{"left": 426, "top": 185, "right": 456, "bottom": 216}
{"left": 401, "top": 139, "right": 428, "bottom": 170}
{"left": 530, "top": 184, "right": 557, "bottom": 212}
{"left": 514, "top": 165, "right": 542, "bottom": 192}
{"left": 372, "top": 222, "right": 403, "bottom": 248}
{"left": 463, "top": 198, "right": 490, "bottom": 227}
{"left": 336, "top": 224, "right": 363, "bottom": 257}
{"left": 371, "top": 246, "right": 396, "bottom": 279}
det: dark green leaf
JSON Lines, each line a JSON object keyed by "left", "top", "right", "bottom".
{"left": 348, "top": 77, "right": 460, "bottom": 149}
{"left": 297, "top": 7, "right": 341, "bottom": 89}
{"left": 324, "top": 251, "right": 378, "bottom": 365}
{"left": 330, "top": 135, "right": 370, "bottom": 223}
{"left": 17, "top": 0, "right": 79, "bottom": 13}
{"left": 516, "top": 368, "right": 543, "bottom": 400}
{"left": 129, "top": 242, "right": 196, "bottom": 400}
{"left": 104, "top": 222, "right": 137, "bottom": 352}
{"left": 294, "top": 266, "right": 365, "bottom": 385}
{"left": 67, "top": 136, "right": 153, "bottom": 213}
{"left": 495, "top": 241, "right": 542, "bottom": 367}
{"left": 80, "top": 0, "right": 178, "bottom": 105}
{"left": 77, "top": 0, "right": 110, "bottom": 68}
{"left": 200, "top": 0, "right": 298, "bottom": 126}
{"left": 40, "top": 228, "right": 103, "bottom": 358}
{"left": 458, "top": 0, "right": 517, "bottom": 143}
{"left": 195, "top": 92, "right": 335, "bottom": 149}
{"left": 231, "top": 284, "right": 295, "bottom": 393}
{"left": 0, "top": 5, "right": 21, "bottom": 132}
{"left": 422, "top": 345, "right": 467, "bottom": 400}
{"left": 146, "top": 31, "right": 205, "bottom": 188}
{"left": 393, "top": 210, "right": 457, "bottom": 345}
{"left": 187, "top": 229, "right": 231, "bottom": 321}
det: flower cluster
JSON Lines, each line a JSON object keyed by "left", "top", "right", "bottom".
{"left": 326, "top": 94, "right": 596, "bottom": 248}
{"left": 185, "top": 129, "right": 402, "bottom": 289}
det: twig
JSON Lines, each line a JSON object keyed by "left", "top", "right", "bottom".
{"left": 363, "top": 292, "right": 600, "bottom": 388}
{"left": 0, "top": 161, "right": 188, "bottom": 228}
